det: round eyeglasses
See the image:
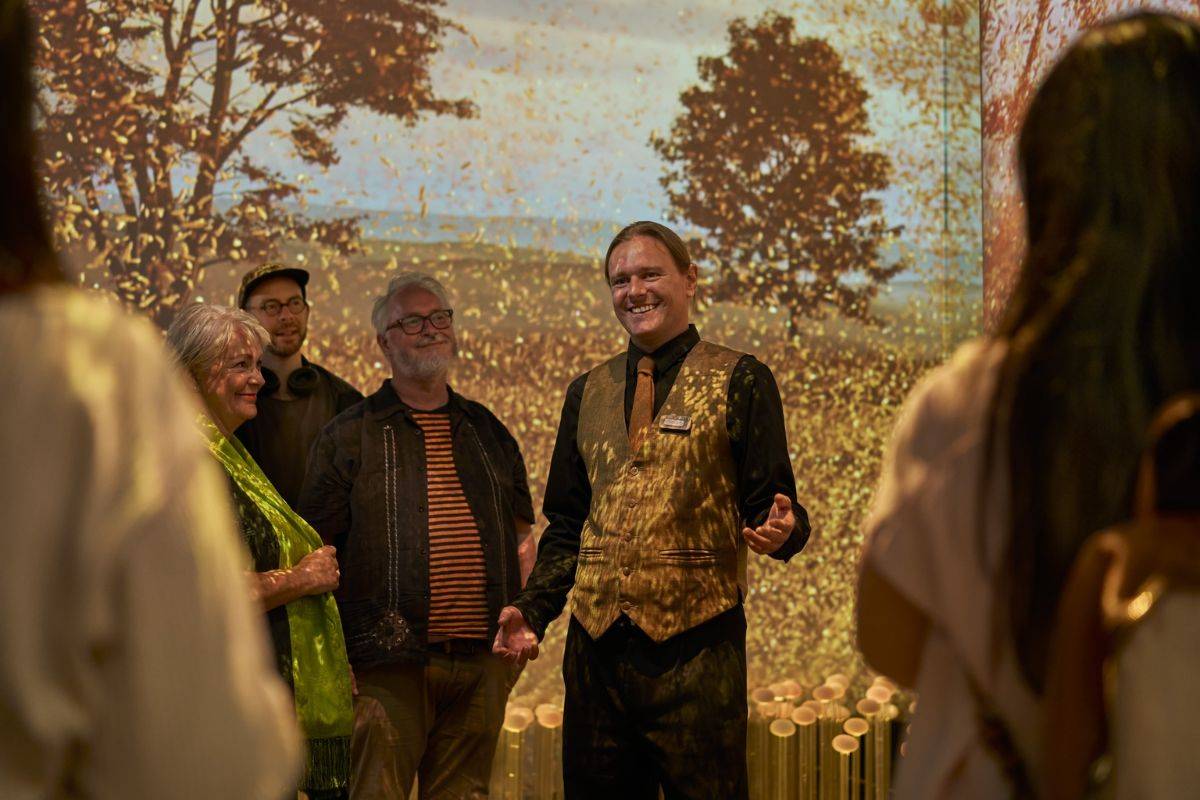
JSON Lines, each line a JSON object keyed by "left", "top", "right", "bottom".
{"left": 252, "top": 297, "right": 308, "bottom": 317}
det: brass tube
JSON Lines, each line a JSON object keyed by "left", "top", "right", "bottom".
{"left": 533, "top": 704, "right": 563, "bottom": 800}
{"left": 843, "top": 717, "right": 869, "bottom": 798}
{"left": 749, "top": 702, "right": 773, "bottom": 799}
{"left": 855, "top": 698, "right": 881, "bottom": 800}
{"left": 832, "top": 734, "right": 859, "bottom": 800}
{"left": 812, "top": 685, "right": 837, "bottom": 800}
{"left": 490, "top": 705, "right": 533, "bottom": 800}
{"left": 792, "top": 706, "right": 818, "bottom": 800}
{"left": 874, "top": 703, "right": 897, "bottom": 800}
{"left": 768, "top": 718, "right": 799, "bottom": 800}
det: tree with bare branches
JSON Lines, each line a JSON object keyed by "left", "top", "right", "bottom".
{"left": 32, "top": 0, "right": 472, "bottom": 325}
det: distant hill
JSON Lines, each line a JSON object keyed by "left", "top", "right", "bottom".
{"left": 299, "top": 205, "right": 623, "bottom": 257}
{"left": 294, "top": 205, "right": 982, "bottom": 289}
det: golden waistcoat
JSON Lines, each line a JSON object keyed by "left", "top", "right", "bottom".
{"left": 571, "top": 340, "right": 746, "bottom": 642}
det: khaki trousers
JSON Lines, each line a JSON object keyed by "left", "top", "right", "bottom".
{"left": 350, "top": 650, "right": 513, "bottom": 800}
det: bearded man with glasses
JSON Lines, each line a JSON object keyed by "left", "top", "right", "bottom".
{"left": 299, "top": 272, "right": 537, "bottom": 799}
{"left": 235, "top": 262, "right": 363, "bottom": 507}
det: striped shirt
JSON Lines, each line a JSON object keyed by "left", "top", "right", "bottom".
{"left": 413, "top": 410, "right": 490, "bottom": 641}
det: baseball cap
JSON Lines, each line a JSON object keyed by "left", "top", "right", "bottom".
{"left": 237, "top": 262, "right": 310, "bottom": 308}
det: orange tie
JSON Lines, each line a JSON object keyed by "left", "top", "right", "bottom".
{"left": 629, "top": 356, "right": 655, "bottom": 451}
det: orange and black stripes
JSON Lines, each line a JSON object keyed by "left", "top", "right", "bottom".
{"left": 412, "top": 411, "right": 490, "bottom": 641}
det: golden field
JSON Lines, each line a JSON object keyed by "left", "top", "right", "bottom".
{"left": 190, "top": 238, "right": 980, "bottom": 702}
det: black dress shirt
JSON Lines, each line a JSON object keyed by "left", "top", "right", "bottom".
{"left": 512, "top": 325, "right": 811, "bottom": 645}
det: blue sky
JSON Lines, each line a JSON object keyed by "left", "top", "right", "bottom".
{"left": 241, "top": 0, "right": 962, "bottom": 238}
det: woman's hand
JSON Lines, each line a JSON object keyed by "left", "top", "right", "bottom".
{"left": 294, "top": 545, "right": 340, "bottom": 595}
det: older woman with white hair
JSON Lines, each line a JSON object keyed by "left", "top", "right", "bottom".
{"left": 166, "top": 303, "right": 354, "bottom": 800}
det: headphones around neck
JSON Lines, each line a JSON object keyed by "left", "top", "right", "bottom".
{"left": 261, "top": 364, "right": 320, "bottom": 398}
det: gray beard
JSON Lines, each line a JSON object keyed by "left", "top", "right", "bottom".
{"left": 393, "top": 342, "right": 455, "bottom": 381}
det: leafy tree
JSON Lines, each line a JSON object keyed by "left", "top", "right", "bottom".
{"left": 652, "top": 12, "right": 901, "bottom": 333}
{"left": 32, "top": 0, "right": 472, "bottom": 325}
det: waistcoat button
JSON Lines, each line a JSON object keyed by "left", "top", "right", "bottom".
{"left": 629, "top": 465, "right": 639, "bottom": 475}
{"left": 621, "top": 567, "right": 631, "bottom": 577}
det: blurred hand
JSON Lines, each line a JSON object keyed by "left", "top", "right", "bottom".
{"left": 295, "top": 545, "right": 340, "bottom": 595}
{"left": 492, "top": 605, "right": 540, "bottom": 666}
{"left": 742, "top": 494, "right": 794, "bottom": 555}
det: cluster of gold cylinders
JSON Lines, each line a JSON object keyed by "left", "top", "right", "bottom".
{"left": 488, "top": 703, "right": 564, "bottom": 799}
{"left": 747, "top": 674, "right": 902, "bottom": 800}
{"left": 488, "top": 676, "right": 901, "bottom": 799}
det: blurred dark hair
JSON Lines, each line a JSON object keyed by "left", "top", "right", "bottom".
{"left": 603, "top": 221, "right": 691, "bottom": 284}
{"left": 991, "top": 12, "right": 1200, "bottom": 691}
{"left": 0, "top": 0, "right": 61, "bottom": 295}
{"left": 1145, "top": 394, "right": 1200, "bottom": 513}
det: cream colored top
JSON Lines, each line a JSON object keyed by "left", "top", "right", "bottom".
{"left": 0, "top": 286, "right": 301, "bottom": 799}
{"left": 1110, "top": 591, "right": 1200, "bottom": 799}
{"left": 863, "top": 338, "right": 1042, "bottom": 799}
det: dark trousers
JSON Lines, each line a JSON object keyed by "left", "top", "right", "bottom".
{"left": 349, "top": 648, "right": 514, "bottom": 799}
{"left": 562, "top": 611, "right": 749, "bottom": 800}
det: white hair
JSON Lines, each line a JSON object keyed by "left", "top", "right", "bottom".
{"left": 166, "top": 303, "right": 270, "bottom": 384}
{"left": 370, "top": 271, "right": 451, "bottom": 334}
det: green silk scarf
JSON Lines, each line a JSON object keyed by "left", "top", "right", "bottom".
{"left": 200, "top": 416, "right": 353, "bottom": 791}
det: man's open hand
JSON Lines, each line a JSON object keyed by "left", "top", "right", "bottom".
{"left": 492, "top": 605, "right": 540, "bottom": 666}
{"left": 742, "top": 494, "right": 794, "bottom": 555}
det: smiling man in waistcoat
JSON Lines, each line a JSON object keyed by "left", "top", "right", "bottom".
{"left": 493, "top": 221, "right": 811, "bottom": 799}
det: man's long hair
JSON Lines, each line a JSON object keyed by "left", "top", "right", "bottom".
{"left": 0, "top": 1, "right": 61, "bottom": 295}
{"left": 989, "top": 12, "right": 1200, "bottom": 691}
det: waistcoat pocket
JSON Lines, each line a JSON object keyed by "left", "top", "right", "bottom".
{"left": 658, "top": 548, "right": 719, "bottom": 566}
{"left": 578, "top": 547, "right": 605, "bottom": 563}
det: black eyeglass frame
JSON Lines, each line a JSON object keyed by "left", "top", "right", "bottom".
{"left": 251, "top": 297, "right": 308, "bottom": 318}
{"left": 386, "top": 308, "right": 454, "bottom": 335}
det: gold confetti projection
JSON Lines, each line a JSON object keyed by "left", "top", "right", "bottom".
{"left": 198, "top": 233, "right": 979, "bottom": 704}
{"left": 36, "top": 0, "right": 985, "bottom": 704}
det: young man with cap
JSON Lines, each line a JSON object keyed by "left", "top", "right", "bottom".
{"left": 236, "top": 262, "right": 363, "bottom": 508}
{"left": 493, "top": 221, "right": 811, "bottom": 799}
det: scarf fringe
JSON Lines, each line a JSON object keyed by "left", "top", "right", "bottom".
{"left": 304, "top": 735, "right": 351, "bottom": 792}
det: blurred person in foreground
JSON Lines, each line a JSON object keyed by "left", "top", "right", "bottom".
{"left": 0, "top": 2, "right": 301, "bottom": 797}
{"left": 299, "top": 272, "right": 536, "bottom": 799}
{"left": 857, "top": 12, "right": 1200, "bottom": 799}
{"left": 1045, "top": 394, "right": 1200, "bottom": 799}
{"left": 166, "top": 303, "right": 355, "bottom": 800}
{"left": 235, "top": 263, "right": 363, "bottom": 509}
{"left": 494, "top": 221, "right": 810, "bottom": 799}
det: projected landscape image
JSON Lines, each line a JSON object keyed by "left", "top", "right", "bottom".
{"left": 35, "top": 0, "right": 982, "bottom": 701}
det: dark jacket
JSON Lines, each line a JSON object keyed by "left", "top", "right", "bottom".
{"left": 298, "top": 380, "right": 535, "bottom": 669}
{"left": 235, "top": 358, "right": 363, "bottom": 509}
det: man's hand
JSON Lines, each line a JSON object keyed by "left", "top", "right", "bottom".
{"left": 742, "top": 494, "right": 795, "bottom": 555}
{"left": 492, "top": 605, "right": 540, "bottom": 666}
{"left": 294, "top": 545, "right": 340, "bottom": 595}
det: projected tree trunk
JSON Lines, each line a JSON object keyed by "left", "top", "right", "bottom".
{"left": 32, "top": 0, "right": 473, "bottom": 326}
{"left": 652, "top": 12, "right": 902, "bottom": 335}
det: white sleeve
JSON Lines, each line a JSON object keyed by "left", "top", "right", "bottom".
{"left": 85, "top": 459, "right": 302, "bottom": 800}
{"left": 861, "top": 371, "right": 944, "bottom": 619}
{"left": 861, "top": 340, "right": 1003, "bottom": 627}
{"left": 70, "top": 303, "right": 303, "bottom": 800}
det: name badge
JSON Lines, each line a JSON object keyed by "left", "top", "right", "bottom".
{"left": 660, "top": 414, "right": 692, "bottom": 433}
